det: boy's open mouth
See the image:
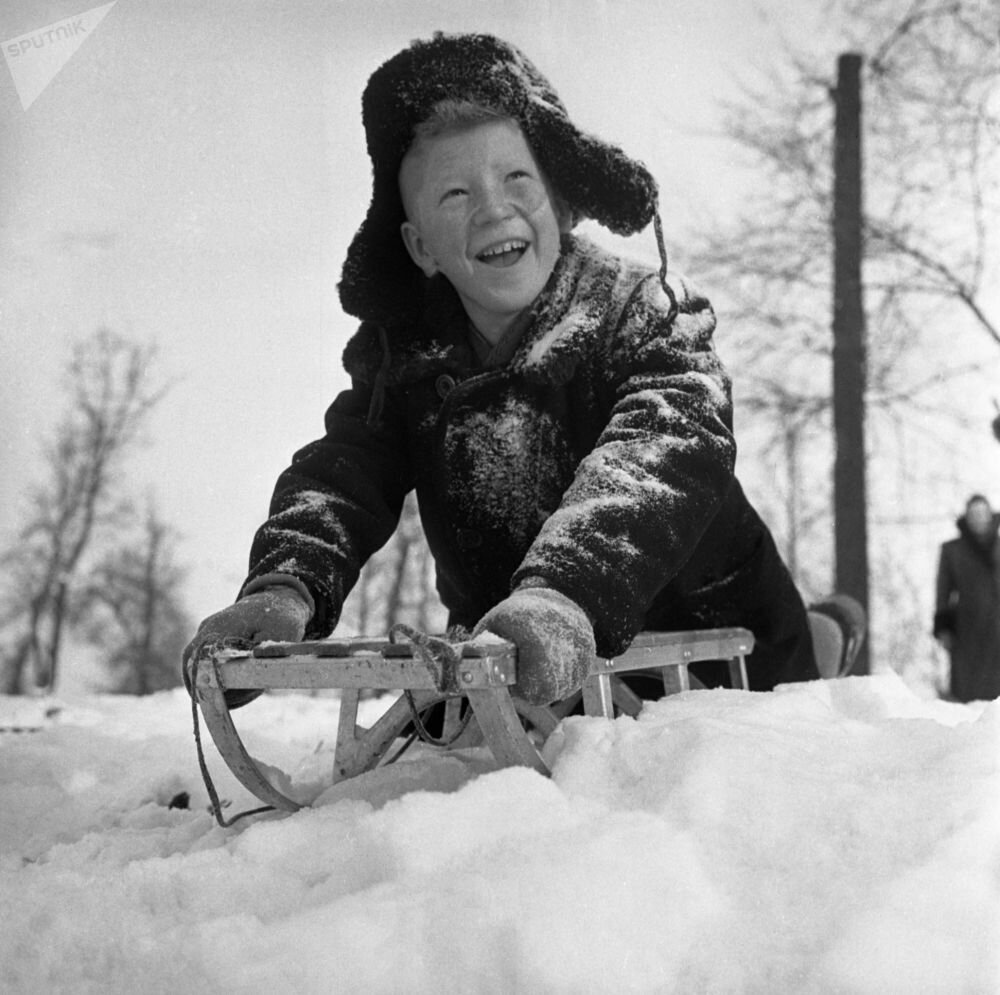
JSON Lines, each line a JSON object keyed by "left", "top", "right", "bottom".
{"left": 476, "top": 239, "right": 528, "bottom": 267}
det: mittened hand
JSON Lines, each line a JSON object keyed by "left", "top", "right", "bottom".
{"left": 185, "top": 586, "right": 313, "bottom": 654}
{"left": 182, "top": 586, "right": 312, "bottom": 707}
{"left": 474, "top": 587, "right": 596, "bottom": 705}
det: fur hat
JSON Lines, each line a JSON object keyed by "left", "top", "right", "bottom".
{"left": 338, "top": 31, "right": 660, "bottom": 324}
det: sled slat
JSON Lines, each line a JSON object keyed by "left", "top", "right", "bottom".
{"left": 221, "top": 644, "right": 518, "bottom": 693}
{"left": 219, "top": 656, "right": 446, "bottom": 691}
{"left": 253, "top": 638, "right": 516, "bottom": 659}
{"left": 619, "top": 628, "right": 753, "bottom": 669}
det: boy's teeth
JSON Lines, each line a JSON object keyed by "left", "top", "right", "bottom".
{"left": 479, "top": 240, "right": 526, "bottom": 259}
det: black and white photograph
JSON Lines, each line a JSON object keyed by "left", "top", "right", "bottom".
{"left": 1, "top": 1, "right": 998, "bottom": 991}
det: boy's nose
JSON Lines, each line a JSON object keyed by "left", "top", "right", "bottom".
{"left": 474, "top": 183, "right": 515, "bottom": 222}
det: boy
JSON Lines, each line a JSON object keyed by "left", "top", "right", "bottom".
{"left": 185, "top": 32, "right": 824, "bottom": 706}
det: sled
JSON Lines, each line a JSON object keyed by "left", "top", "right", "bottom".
{"left": 189, "top": 626, "right": 754, "bottom": 824}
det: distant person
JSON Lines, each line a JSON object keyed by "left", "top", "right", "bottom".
{"left": 933, "top": 494, "right": 1000, "bottom": 701}
{"left": 184, "top": 32, "right": 862, "bottom": 706}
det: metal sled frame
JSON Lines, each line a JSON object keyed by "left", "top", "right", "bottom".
{"left": 191, "top": 628, "right": 754, "bottom": 817}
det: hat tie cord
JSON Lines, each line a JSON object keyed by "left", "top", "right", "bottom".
{"left": 653, "top": 211, "right": 679, "bottom": 326}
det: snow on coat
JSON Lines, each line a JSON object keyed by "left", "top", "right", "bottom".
{"left": 935, "top": 512, "right": 1000, "bottom": 701}
{"left": 244, "top": 235, "right": 816, "bottom": 690}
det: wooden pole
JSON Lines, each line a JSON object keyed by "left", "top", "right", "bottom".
{"left": 832, "top": 52, "right": 870, "bottom": 673}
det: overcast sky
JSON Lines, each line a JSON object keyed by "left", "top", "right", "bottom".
{"left": 2, "top": 0, "right": 997, "bottom": 630}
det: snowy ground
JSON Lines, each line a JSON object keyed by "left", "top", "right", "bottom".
{"left": 1, "top": 673, "right": 998, "bottom": 994}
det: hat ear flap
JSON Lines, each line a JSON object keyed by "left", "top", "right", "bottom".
{"left": 338, "top": 188, "right": 424, "bottom": 324}
{"left": 527, "top": 115, "right": 658, "bottom": 235}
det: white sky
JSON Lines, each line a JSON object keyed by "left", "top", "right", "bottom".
{"left": 1, "top": 0, "right": 997, "bottom": 628}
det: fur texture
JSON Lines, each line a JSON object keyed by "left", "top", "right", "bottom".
{"left": 338, "top": 32, "right": 659, "bottom": 324}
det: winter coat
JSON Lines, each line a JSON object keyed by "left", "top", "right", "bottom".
{"left": 244, "top": 235, "right": 816, "bottom": 690}
{"left": 934, "top": 514, "right": 1000, "bottom": 701}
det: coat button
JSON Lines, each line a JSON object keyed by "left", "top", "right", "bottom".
{"left": 435, "top": 374, "right": 456, "bottom": 398}
{"left": 456, "top": 528, "right": 483, "bottom": 550}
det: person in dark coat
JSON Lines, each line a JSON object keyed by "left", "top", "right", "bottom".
{"left": 185, "top": 32, "right": 820, "bottom": 705}
{"left": 934, "top": 494, "right": 1000, "bottom": 701}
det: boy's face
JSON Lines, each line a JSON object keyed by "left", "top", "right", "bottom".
{"left": 399, "top": 118, "right": 568, "bottom": 340}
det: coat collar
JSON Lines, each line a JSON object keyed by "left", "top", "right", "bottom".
{"left": 342, "top": 234, "right": 650, "bottom": 389}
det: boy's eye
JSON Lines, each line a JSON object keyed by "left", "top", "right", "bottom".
{"left": 440, "top": 188, "right": 467, "bottom": 203}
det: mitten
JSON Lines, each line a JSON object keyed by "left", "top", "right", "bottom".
{"left": 183, "top": 585, "right": 312, "bottom": 707}
{"left": 474, "top": 586, "right": 595, "bottom": 705}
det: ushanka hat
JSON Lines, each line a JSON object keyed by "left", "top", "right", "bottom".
{"left": 338, "top": 31, "right": 668, "bottom": 325}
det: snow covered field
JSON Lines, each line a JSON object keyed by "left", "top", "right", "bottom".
{"left": 1, "top": 674, "right": 998, "bottom": 994}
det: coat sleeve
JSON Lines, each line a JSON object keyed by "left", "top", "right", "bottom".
{"left": 512, "top": 275, "right": 737, "bottom": 655}
{"left": 241, "top": 380, "right": 414, "bottom": 638}
{"left": 933, "top": 543, "right": 957, "bottom": 637}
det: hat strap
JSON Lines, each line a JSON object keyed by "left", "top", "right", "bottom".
{"left": 653, "top": 211, "right": 679, "bottom": 326}
{"left": 366, "top": 325, "right": 392, "bottom": 427}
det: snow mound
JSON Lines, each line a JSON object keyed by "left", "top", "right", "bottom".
{"left": 1, "top": 676, "right": 997, "bottom": 993}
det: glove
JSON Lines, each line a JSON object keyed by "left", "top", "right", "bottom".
{"left": 474, "top": 587, "right": 595, "bottom": 705}
{"left": 182, "top": 585, "right": 312, "bottom": 708}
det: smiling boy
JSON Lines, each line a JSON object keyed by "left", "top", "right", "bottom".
{"left": 398, "top": 111, "right": 568, "bottom": 344}
{"left": 186, "top": 32, "right": 824, "bottom": 706}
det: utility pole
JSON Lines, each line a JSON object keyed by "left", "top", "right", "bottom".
{"left": 832, "top": 52, "right": 870, "bottom": 673}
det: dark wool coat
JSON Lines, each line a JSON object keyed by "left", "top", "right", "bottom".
{"left": 934, "top": 514, "right": 1000, "bottom": 701}
{"left": 245, "top": 235, "right": 817, "bottom": 690}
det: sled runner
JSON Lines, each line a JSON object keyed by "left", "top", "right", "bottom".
{"left": 189, "top": 626, "right": 754, "bottom": 824}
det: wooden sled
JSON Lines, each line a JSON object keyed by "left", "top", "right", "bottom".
{"left": 189, "top": 626, "right": 754, "bottom": 824}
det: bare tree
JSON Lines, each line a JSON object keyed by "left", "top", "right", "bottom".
{"left": 74, "top": 503, "right": 192, "bottom": 694}
{"left": 859, "top": 0, "right": 999, "bottom": 347}
{"left": 696, "top": 10, "right": 997, "bottom": 457}
{"left": 684, "top": 0, "right": 998, "bottom": 675}
{"left": 0, "top": 328, "right": 166, "bottom": 693}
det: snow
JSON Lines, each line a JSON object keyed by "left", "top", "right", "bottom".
{"left": 2, "top": 674, "right": 998, "bottom": 994}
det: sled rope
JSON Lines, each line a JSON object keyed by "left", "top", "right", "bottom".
{"left": 189, "top": 654, "right": 276, "bottom": 829}
{"left": 401, "top": 691, "right": 473, "bottom": 748}
{"left": 378, "top": 727, "right": 420, "bottom": 767}
{"left": 389, "top": 623, "right": 475, "bottom": 748}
